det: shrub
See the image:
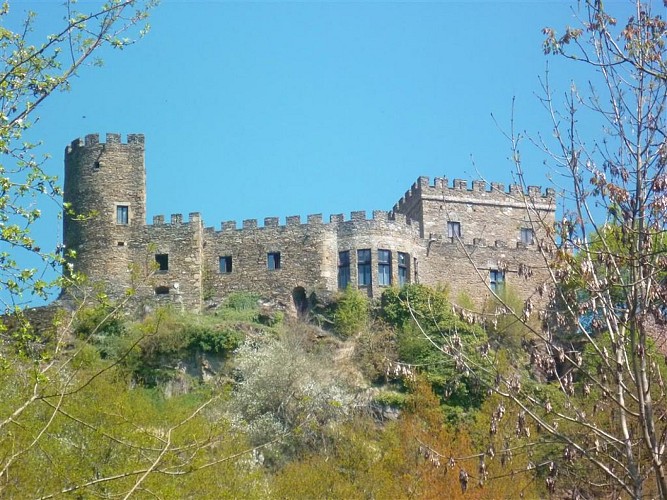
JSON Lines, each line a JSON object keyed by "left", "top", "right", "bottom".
{"left": 333, "top": 286, "right": 369, "bottom": 338}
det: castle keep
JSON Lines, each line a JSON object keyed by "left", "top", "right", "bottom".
{"left": 63, "top": 133, "right": 556, "bottom": 312}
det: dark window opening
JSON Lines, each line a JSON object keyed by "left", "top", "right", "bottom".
{"left": 378, "top": 249, "right": 391, "bottom": 286}
{"left": 338, "top": 250, "right": 350, "bottom": 289}
{"left": 93, "top": 161, "right": 101, "bottom": 170}
{"left": 398, "top": 252, "right": 409, "bottom": 286}
{"left": 117, "top": 241, "right": 125, "bottom": 247}
{"left": 155, "top": 254, "right": 168, "bottom": 271}
{"left": 520, "top": 228, "right": 534, "bottom": 245}
{"left": 219, "top": 256, "right": 232, "bottom": 273}
{"left": 357, "top": 249, "right": 371, "bottom": 286}
{"left": 447, "top": 221, "right": 461, "bottom": 238}
{"left": 116, "top": 205, "right": 129, "bottom": 225}
{"left": 155, "top": 285, "right": 170, "bottom": 295}
{"left": 267, "top": 252, "right": 281, "bottom": 270}
{"left": 490, "top": 270, "right": 505, "bottom": 293}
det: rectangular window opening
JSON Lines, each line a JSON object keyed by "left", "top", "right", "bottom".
{"left": 117, "top": 241, "right": 125, "bottom": 247}
{"left": 338, "top": 250, "right": 350, "bottom": 289}
{"left": 378, "top": 249, "right": 391, "bottom": 286}
{"left": 398, "top": 252, "right": 409, "bottom": 286}
{"left": 155, "top": 254, "right": 168, "bottom": 272}
{"left": 116, "top": 205, "right": 129, "bottom": 225}
{"left": 490, "top": 269, "right": 505, "bottom": 293}
{"left": 267, "top": 252, "right": 281, "bottom": 270}
{"left": 155, "top": 285, "right": 170, "bottom": 295}
{"left": 447, "top": 221, "right": 461, "bottom": 238}
{"left": 219, "top": 256, "right": 232, "bottom": 273}
{"left": 520, "top": 227, "right": 535, "bottom": 245}
{"left": 357, "top": 249, "right": 371, "bottom": 286}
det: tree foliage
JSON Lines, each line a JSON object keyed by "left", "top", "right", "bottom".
{"left": 0, "top": 0, "right": 155, "bottom": 311}
{"left": 417, "top": 1, "right": 667, "bottom": 497}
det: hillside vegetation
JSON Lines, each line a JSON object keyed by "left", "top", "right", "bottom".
{"left": 1, "top": 285, "right": 599, "bottom": 498}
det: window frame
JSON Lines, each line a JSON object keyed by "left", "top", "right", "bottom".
{"left": 489, "top": 269, "right": 505, "bottom": 293}
{"left": 219, "top": 255, "right": 232, "bottom": 274}
{"left": 377, "top": 249, "right": 392, "bottom": 286}
{"left": 520, "top": 227, "right": 535, "bottom": 245}
{"left": 398, "top": 252, "right": 409, "bottom": 286}
{"left": 447, "top": 221, "right": 461, "bottom": 238}
{"left": 267, "top": 252, "right": 281, "bottom": 270}
{"left": 357, "top": 249, "right": 372, "bottom": 286}
{"left": 338, "top": 250, "right": 351, "bottom": 289}
{"left": 116, "top": 204, "right": 129, "bottom": 225}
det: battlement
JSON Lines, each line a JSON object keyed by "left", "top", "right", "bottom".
{"left": 392, "top": 176, "right": 556, "bottom": 214}
{"left": 66, "top": 133, "right": 145, "bottom": 155}
{"left": 151, "top": 212, "right": 201, "bottom": 226}
{"left": 195, "top": 210, "right": 418, "bottom": 233}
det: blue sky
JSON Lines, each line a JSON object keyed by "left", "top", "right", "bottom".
{"left": 6, "top": 0, "right": 641, "bottom": 304}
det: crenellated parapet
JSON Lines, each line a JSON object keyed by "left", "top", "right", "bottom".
{"left": 66, "top": 133, "right": 144, "bottom": 156}
{"left": 198, "top": 209, "right": 418, "bottom": 235}
{"left": 61, "top": 132, "right": 557, "bottom": 313}
{"left": 151, "top": 212, "right": 202, "bottom": 226}
{"left": 392, "top": 176, "right": 556, "bottom": 214}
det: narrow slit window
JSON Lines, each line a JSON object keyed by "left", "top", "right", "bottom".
{"left": 267, "top": 252, "right": 281, "bottom": 270}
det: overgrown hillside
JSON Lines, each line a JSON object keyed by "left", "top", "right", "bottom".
{"left": 0, "top": 285, "right": 554, "bottom": 498}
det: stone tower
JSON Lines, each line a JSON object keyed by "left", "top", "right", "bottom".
{"left": 63, "top": 133, "right": 146, "bottom": 296}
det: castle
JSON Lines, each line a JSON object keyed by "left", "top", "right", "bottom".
{"left": 62, "top": 133, "right": 556, "bottom": 313}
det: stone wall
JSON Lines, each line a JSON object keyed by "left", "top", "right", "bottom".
{"left": 61, "top": 133, "right": 557, "bottom": 314}
{"left": 63, "top": 133, "right": 145, "bottom": 298}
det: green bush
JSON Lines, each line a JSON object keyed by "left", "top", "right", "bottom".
{"left": 225, "top": 292, "right": 260, "bottom": 311}
{"left": 333, "top": 286, "right": 369, "bottom": 338}
{"left": 74, "top": 304, "right": 126, "bottom": 339}
{"left": 374, "top": 390, "right": 407, "bottom": 408}
{"left": 186, "top": 324, "right": 244, "bottom": 354}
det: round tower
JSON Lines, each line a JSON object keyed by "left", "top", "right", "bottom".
{"left": 63, "top": 133, "right": 146, "bottom": 297}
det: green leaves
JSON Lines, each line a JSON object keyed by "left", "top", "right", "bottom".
{"left": 0, "top": 1, "right": 155, "bottom": 309}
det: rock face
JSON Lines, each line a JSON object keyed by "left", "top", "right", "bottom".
{"left": 62, "top": 133, "right": 556, "bottom": 313}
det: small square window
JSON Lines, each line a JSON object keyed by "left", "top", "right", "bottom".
{"left": 116, "top": 205, "right": 129, "bottom": 225}
{"left": 447, "top": 221, "right": 461, "bottom": 238}
{"left": 520, "top": 228, "right": 534, "bottom": 245}
{"left": 267, "top": 252, "right": 281, "bottom": 270}
{"left": 219, "top": 256, "right": 232, "bottom": 273}
{"left": 490, "top": 269, "right": 505, "bottom": 293}
{"left": 155, "top": 254, "right": 168, "bottom": 271}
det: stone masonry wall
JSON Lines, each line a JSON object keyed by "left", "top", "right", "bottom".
{"left": 394, "top": 176, "right": 556, "bottom": 245}
{"left": 61, "top": 133, "right": 556, "bottom": 315}
{"left": 63, "top": 134, "right": 145, "bottom": 298}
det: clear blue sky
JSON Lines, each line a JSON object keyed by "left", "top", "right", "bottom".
{"left": 6, "top": 0, "right": 641, "bottom": 304}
